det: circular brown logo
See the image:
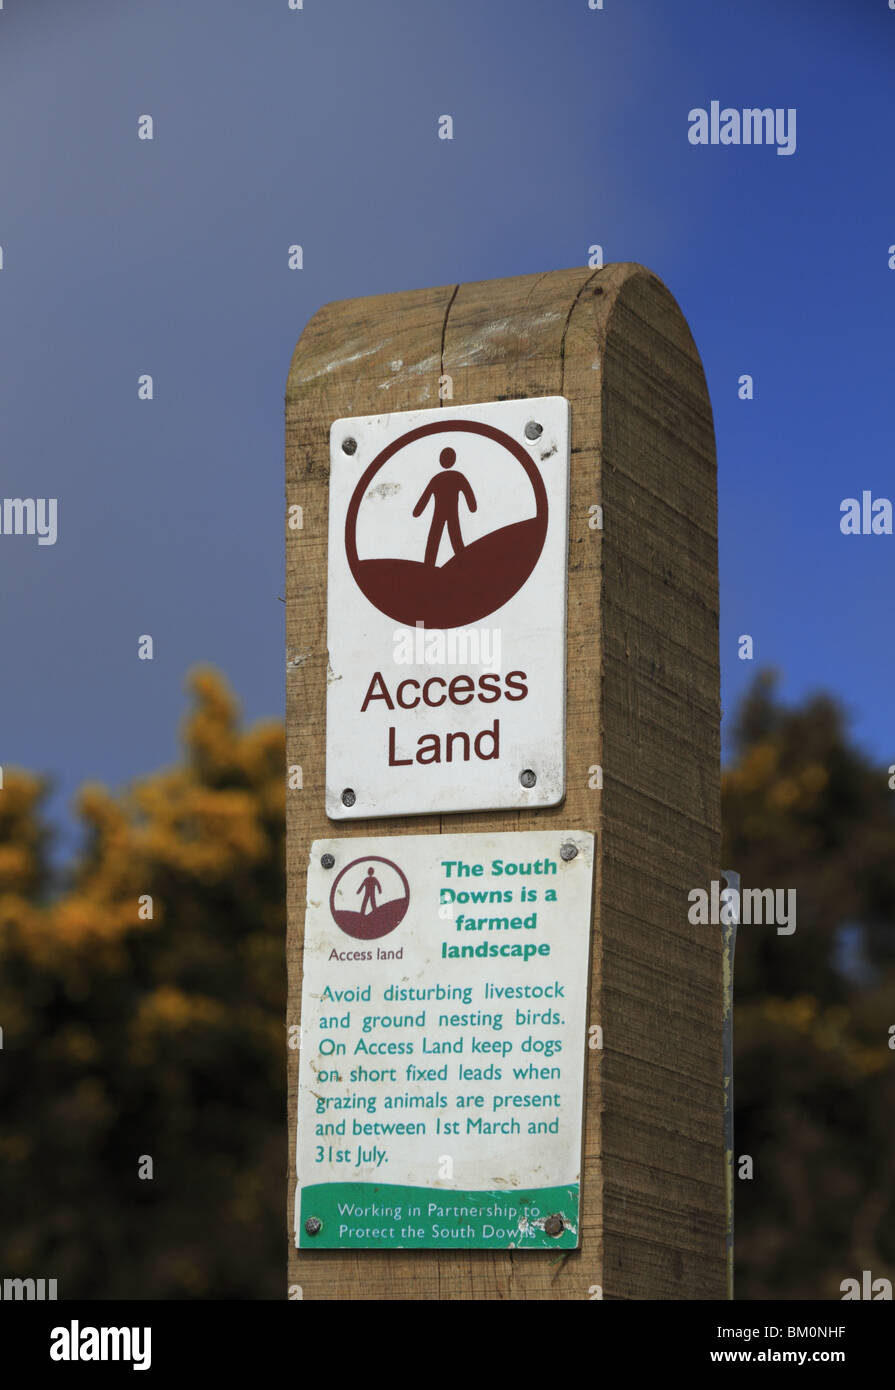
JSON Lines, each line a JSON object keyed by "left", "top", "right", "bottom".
{"left": 344, "top": 419, "right": 547, "bottom": 629}
{"left": 329, "top": 855, "right": 410, "bottom": 941}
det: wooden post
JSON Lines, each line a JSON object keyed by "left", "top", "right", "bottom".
{"left": 286, "top": 264, "right": 723, "bottom": 1300}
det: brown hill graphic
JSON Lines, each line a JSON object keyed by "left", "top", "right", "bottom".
{"left": 332, "top": 896, "right": 409, "bottom": 941}
{"left": 354, "top": 517, "right": 545, "bottom": 627}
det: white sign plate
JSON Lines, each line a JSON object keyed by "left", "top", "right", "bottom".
{"left": 295, "top": 829, "right": 594, "bottom": 1250}
{"left": 325, "top": 397, "right": 570, "bottom": 819}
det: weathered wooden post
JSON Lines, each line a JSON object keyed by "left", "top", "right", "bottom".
{"left": 286, "top": 264, "right": 723, "bottom": 1300}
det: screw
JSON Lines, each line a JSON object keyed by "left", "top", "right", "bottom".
{"left": 560, "top": 842, "right": 578, "bottom": 861}
{"left": 524, "top": 421, "right": 542, "bottom": 441}
{"left": 321, "top": 853, "right": 335, "bottom": 869}
{"left": 520, "top": 769, "right": 537, "bottom": 788}
{"left": 304, "top": 1217, "right": 322, "bottom": 1237}
{"left": 341, "top": 788, "right": 356, "bottom": 807}
{"left": 544, "top": 1214, "right": 565, "bottom": 1237}
{"left": 342, "top": 437, "right": 357, "bottom": 455}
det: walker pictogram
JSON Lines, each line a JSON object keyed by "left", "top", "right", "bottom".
{"left": 413, "top": 446, "right": 477, "bottom": 567}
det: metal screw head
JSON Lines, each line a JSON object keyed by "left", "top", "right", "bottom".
{"left": 341, "top": 437, "right": 357, "bottom": 455}
{"left": 304, "top": 1217, "right": 322, "bottom": 1237}
{"left": 321, "top": 853, "right": 335, "bottom": 869}
{"left": 524, "top": 421, "right": 543, "bottom": 441}
{"left": 341, "top": 788, "right": 356, "bottom": 807}
{"left": 560, "top": 842, "right": 578, "bottom": 861}
{"left": 544, "top": 1214, "right": 565, "bottom": 1237}
{"left": 519, "top": 769, "right": 537, "bottom": 789}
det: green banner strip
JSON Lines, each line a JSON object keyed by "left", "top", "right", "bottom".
{"left": 298, "top": 1181, "right": 579, "bottom": 1250}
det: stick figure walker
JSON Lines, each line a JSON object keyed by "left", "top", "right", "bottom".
{"left": 412, "top": 446, "right": 477, "bottom": 566}
{"left": 357, "top": 865, "right": 382, "bottom": 916}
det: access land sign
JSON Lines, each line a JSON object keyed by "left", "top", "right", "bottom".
{"left": 324, "top": 398, "right": 571, "bottom": 820}
{"left": 295, "top": 829, "right": 594, "bottom": 1250}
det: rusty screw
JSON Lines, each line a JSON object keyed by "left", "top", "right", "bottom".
{"left": 321, "top": 853, "right": 335, "bottom": 869}
{"left": 524, "top": 421, "right": 543, "bottom": 441}
{"left": 341, "top": 437, "right": 357, "bottom": 455}
{"left": 560, "top": 842, "right": 578, "bottom": 861}
{"left": 544, "top": 1214, "right": 565, "bottom": 1237}
{"left": 341, "top": 788, "right": 356, "bottom": 807}
{"left": 519, "top": 769, "right": 537, "bottom": 789}
{"left": 304, "top": 1217, "right": 322, "bottom": 1237}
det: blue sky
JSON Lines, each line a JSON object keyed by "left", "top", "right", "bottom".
{"left": 1, "top": 0, "right": 893, "bottom": 858}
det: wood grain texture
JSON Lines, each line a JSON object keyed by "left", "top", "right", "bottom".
{"left": 285, "top": 264, "right": 723, "bottom": 1300}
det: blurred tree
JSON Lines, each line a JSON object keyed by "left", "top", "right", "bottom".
{"left": 725, "top": 672, "right": 895, "bottom": 1299}
{"left": 0, "top": 669, "right": 285, "bottom": 1298}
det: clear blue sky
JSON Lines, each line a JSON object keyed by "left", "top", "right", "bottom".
{"left": 1, "top": 0, "right": 893, "bottom": 859}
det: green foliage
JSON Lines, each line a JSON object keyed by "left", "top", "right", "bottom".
{"left": 0, "top": 669, "right": 285, "bottom": 1298}
{"left": 724, "top": 672, "right": 895, "bottom": 1298}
